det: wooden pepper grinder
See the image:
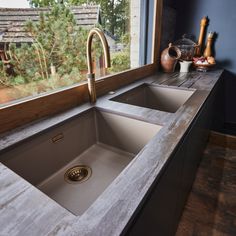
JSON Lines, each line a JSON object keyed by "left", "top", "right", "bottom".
{"left": 195, "top": 16, "right": 208, "bottom": 56}
{"left": 204, "top": 32, "right": 215, "bottom": 57}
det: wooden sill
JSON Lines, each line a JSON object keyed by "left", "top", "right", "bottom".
{"left": 0, "top": 64, "right": 157, "bottom": 134}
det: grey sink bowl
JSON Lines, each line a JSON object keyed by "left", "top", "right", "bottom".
{"left": 1, "top": 108, "right": 161, "bottom": 215}
{"left": 111, "top": 84, "right": 195, "bottom": 113}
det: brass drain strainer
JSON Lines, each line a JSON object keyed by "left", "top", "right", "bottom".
{"left": 64, "top": 165, "right": 92, "bottom": 184}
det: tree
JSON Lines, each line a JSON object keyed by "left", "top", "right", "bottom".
{"left": 28, "top": 0, "right": 130, "bottom": 39}
{"left": 6, "top": 4, "right": 88, "bottom": 84}
{"left": 28, "top": 0, "right": 86, "bottom": 7}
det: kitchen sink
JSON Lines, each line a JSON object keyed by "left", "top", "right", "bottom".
{"left": 111, "top": 84, "right": 195, "bottom": 113}
{"left": 1, "top": 108, "right": 161, "bottom": 215}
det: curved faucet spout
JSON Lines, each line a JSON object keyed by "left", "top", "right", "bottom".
{"left": 87, "top": 28, "right": 111, "bottom": 75}
{"left": 86, "top": 28, "right": 111, "bottom": 103}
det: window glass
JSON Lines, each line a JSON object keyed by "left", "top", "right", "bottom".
{"left": 0, "top": 0, "right": 155, "bottom": 106}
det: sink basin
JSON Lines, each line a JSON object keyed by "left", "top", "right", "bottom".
{"left": 111, "top": 84, "right": 195, "bottom": 113}
{"left": 1, "top": 108, "right": 161, "bottom": 215}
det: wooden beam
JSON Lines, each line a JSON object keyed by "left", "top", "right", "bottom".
{"left": 152, "top": 0, "right": 163, "bottom": 70}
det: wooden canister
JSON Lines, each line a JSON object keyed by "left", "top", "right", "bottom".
{"left": 195, "top": 16, "right": 208, "bottom": 56}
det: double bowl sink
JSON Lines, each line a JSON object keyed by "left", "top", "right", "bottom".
{"left": 1, "top": 83, "right": 194, "bottom": 215}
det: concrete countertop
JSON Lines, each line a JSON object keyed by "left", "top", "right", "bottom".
{"left": 0, "top": 69, "right": 223, "bottom": 236}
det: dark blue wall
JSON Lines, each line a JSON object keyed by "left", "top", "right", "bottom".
{"left": 175, "top": 0, "right": 236, "bottom": 74}
{"left": 163, "top": 0, "right": 177, "bottom": 8}
{"left": 175, "top": 0, "right": 236, "bottom": 134}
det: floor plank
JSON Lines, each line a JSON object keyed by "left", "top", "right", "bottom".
{"left": 176, "top": 137, "right": 236, "bottom": 236}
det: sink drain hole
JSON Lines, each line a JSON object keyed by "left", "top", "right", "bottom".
{"left": 64, "top": 165, "right": 92, "bottom": 184}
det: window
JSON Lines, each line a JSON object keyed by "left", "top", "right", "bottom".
{"left": 0, "top": 0, "right": 162, "bottom": 133}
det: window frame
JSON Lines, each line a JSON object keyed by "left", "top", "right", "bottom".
{"left": 0, "top": 0, "right": 163, "bottom": 134}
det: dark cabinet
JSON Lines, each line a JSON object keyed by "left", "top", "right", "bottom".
{"left": 125, "top": 79, "right": 221, "bottom": 236}
{"left": 126, "top": 144, "right": 185, "bottom": 236}
{"left": 126, "top": 116, "right": 208, "bottom": 236}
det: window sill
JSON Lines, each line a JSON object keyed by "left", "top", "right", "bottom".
{"left": 0, "top": 64, "right": 158, "bottom": 134}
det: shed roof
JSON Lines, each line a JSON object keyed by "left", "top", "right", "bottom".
{"left": 0, "top": 5, "right": 101, "bottom": 44}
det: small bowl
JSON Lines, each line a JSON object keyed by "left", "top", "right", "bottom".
{"left": 193, "top": 62, "right": 216, "bottom": 72}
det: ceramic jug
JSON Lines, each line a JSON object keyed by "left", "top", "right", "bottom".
{"left": 161, "top": 43, "right": 181, "bottom": 73}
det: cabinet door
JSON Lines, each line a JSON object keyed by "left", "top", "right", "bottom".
{"left": 174, "top": 90, "right": 216, "bottom": 229}
{"left": 126, "top": 107, "right": 211, "bottom": 236}
{"left": 126, "top": 144, "right": 185, "bottom": 236}
{"left": 182, "top": 85, "right": 215, "bottom": 202}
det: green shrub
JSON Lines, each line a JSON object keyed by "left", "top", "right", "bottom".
{"left": 110, "top": 50, "right": 130, "bottom": 73}
{"left": 11, "top": 76, "right": 27, "bottom": 85}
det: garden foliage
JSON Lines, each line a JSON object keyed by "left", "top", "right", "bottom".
{"left": 0, "top": 2, "right": 130, "bottom": 90}
{"left": 5, "top": 4, "right": 88, "bottom": 86}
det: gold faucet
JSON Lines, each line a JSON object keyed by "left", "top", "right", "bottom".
{"left": 86, "top": 28, "right": 111, "bottom": 103}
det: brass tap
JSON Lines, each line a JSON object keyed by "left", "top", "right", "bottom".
{"left": 86, "top": 28, "right": 111, "bottom": 103}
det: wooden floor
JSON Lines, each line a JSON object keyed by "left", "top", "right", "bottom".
{"left": 176, "top": 132, "right": 236, "bottom": 236}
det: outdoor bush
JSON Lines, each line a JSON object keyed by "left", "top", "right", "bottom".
{"left": 110, "top": 50, "right": 130, "bottom": 73}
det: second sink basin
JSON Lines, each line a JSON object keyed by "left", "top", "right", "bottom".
{"left": 111, "top": 84, "right": 195, "bottom": 113}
